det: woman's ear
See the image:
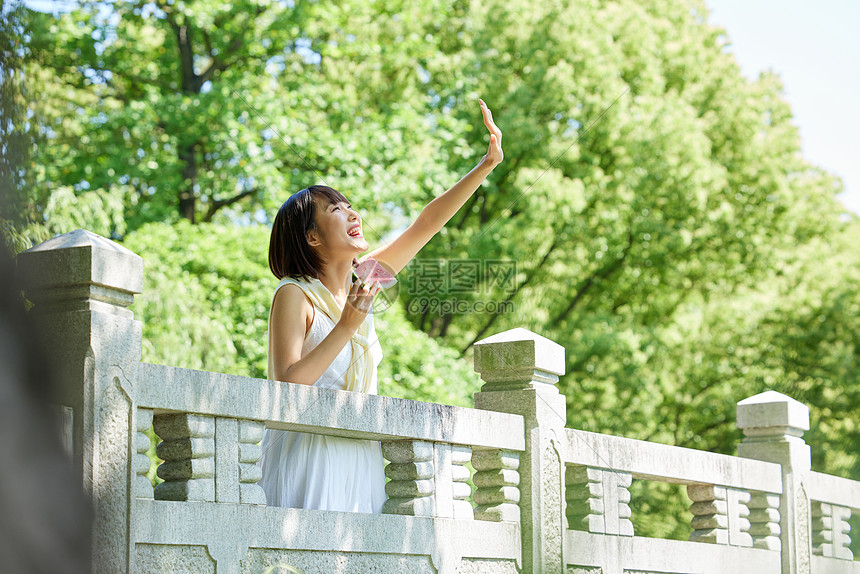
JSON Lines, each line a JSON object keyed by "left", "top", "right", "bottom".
{"left": 306, "top": 228, "right": 321, "bottom": 247}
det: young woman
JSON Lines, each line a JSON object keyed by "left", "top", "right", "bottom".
{"left": 260, "top": 98, "right": 503, "bottom": 513}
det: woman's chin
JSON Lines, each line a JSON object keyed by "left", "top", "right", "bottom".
{"left": 351, "top": 238, "right": 369, "bottom": 251}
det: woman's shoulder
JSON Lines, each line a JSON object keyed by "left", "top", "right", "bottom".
{"left": 272, "top": 281, "right": 315, "bottom": 332}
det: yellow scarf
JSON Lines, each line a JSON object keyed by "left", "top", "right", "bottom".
{"left": 267, "top": 276, "right": 382, "bottom": 394}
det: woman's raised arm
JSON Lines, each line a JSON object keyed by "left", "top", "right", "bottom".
{"left": 364, "top": 98, "right": 504, "bottom": 275}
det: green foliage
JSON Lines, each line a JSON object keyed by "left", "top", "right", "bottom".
{"left": 125, "top": 221, "right": 271, "bottom": 376}
{"left": 376, "top": 298, "right": 482, "bottom": 407}
{"left": 21, "top": 0, "right": 457, "bottom": 233}
{"left": 388, "top": 0, "right": 860, "bottom": 483}
{"left": 1, "top": 1, "right": 36, "bottom": 252}
{"left": 628, "top": 480, "right": 693, "bottom": 541}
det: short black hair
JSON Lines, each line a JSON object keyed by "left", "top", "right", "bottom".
{"left": 268, "top": 185, "right": 350, "bottom": 280}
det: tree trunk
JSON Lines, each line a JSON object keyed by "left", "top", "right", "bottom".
{"left": 179, "top": 143, "right": 197, "bottom": 223}
{"left": 172, "top": 13, "right": 201, "bottom": 223}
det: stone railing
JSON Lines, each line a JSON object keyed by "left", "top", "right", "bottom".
{"left": 563, "top": 419, "right": 784, "bottom": 572}
{"left": 132, "top": 363, "right": 524, "bottom": 573}
{"left": 17, "top": 229, "right": 860, "bottom": 574}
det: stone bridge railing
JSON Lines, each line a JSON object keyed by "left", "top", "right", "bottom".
{"left": 17, "top": 229, "right": 860, "bottom": 574}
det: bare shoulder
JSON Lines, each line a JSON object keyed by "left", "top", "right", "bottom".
{"left": 272, "top": 283, "right": 315, "bottom": 334}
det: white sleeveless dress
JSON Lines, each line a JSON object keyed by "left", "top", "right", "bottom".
{"left": 258, "top": 283, "right": 387, "bottom": 513}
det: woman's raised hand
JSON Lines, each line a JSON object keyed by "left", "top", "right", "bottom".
{"left": 478, "top": 98, "right": 503, "bottom": 168}
{"left": 339, "top": 278, "right": 381, "bottom": 332}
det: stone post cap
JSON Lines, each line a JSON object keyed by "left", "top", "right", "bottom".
{"left": 473, "top": 328, "right": 565, "bottom": 389}
{"left": 18, "top": 229, "right": 143, "bottom": 295}
{"left": 737, "top": 391, "right": 810, "bottom": 435}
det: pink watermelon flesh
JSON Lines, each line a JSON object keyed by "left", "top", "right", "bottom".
{"left": 353, "top": 257, "right": 397, "bottom": 289}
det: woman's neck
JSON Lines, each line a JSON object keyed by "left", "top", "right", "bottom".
{"left": 316, "top": 258, "right": 355, "bottom": 305}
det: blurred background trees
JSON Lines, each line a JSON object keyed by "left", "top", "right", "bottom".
{"left": 4, "top": 0, "right": 858, "bottom": 536}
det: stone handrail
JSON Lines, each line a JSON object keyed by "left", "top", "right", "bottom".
{"left": 137, "top": 362, "right": 525, "bottom": 448}
{"left": 17, "top": 229, "right": 860, "bottom": 574}
{"left": 565, "top": 428, "right": 783, "bottom": 489}
{"left": 809, "top": 472, "right": 860, "bottom": 509}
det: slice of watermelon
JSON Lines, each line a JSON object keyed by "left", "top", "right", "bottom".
{"left": 352, "top": 257, "right": 398, "bottom": 289}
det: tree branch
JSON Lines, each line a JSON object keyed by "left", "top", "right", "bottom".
{"left": 548, "top": 228, "right": 635, "bottom": 329}
{"left": 460, "top": 233, "right": 562, "bottom": 355}
{"left": 199, "top": 3, "right": 271, "bottom": 84}
{"left": 202, "top": 188, "right": 258, "bottom": 222}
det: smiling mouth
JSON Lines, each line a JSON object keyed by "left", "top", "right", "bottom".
{"left": 348, "top": 228, "right": 363, "bottom": 238}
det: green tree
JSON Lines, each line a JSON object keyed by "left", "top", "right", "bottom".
{"left": 22, "top": 0, "right": 462, "bottom": 237}
{"left": 0, "top": 1, "right": 45, "bottom": 252}
{"left": 391, "top": 0, "right": 859, "bottom": 479}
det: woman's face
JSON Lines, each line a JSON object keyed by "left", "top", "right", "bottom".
{"left": 307, "top": 196, "right": 369, "bottom": 259}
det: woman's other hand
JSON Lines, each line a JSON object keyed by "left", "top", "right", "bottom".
{"left": 478, "top": 98, "right": 503, "bottom": 168}
{"left": 339, "top": 278, "right": 381, "bottom": 332}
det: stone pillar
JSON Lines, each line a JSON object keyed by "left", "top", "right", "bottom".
{"left": 432, "top": 443, "right": 474, "bottom": 520}
{"left": 450, "top": 444, "right": 474, "bottom": 519}
{"left": 473, "top": 328, "right": 566, "bottom": 574}
{"left": 737, "top": 391, "right": 812, "bottom": 574}
{"left": 382, "top": 440, "right": 475, "bottom": 519}
{"left": 17, "top": 229, "right": 143, "bottom": 574}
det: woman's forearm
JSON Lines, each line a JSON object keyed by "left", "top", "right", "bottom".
{"left": 418, "top": 158, "right": 496, "bottom": 233}
{"left": 278, "top": 322, "right": 356, "bottom": 385}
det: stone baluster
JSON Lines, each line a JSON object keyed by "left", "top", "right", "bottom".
{"left": 239, "top": 420, "right": 267, "bottom": 505}
{"left": 748, "top": 491, "right": 782, "bottom": 550}
{"left": 850, "top": 511, "right": 860, "bottom": 558}
{"left": 134, "top": 408, "right": 154, "bottom": 498}
{"left": 473, "top": 328, "right": 566, "bottom": 574}
{"left": 567, "top": 465, "right": 633, "bottom": 536}
{"left": 812, "top": 502, "right": 854, "bottom": 560}
{"left": 688, "top": 484, "right": 726, "bottom": 543}
{"left": 154, "top": 413, "right": 216, "bottom": 501}
{"left": 566, "top": 465, "right": 603, "bottom": 533}
{"left": 382, "top": 440, "right": 435, "bottom": 516}
{"left": 18, "top": 229, "right": 143, "bottom": 573}
{"left": 382, "top": 440, "right": 476, "bottom": 519}
{"left": 472, "top": 449, "right": 521, "bottom": 523}
{"left": 687, "top": 485, "right": 752, "bottom": 546}
{"left": 451, "top": 445, "right": 474, "bottom": 519}
{"left": 737, "top": 391, "right": 813, "bottom": 574}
